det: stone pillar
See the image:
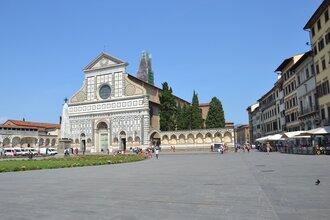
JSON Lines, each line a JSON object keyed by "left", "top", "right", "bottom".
{"left": 34, "top": 138, "right": 39, "bottom": 147}
{"left": 108, "top": 119, "right": 112, "bottom": 148}
{"left": 94, "top": 129, "right": 98, "bottom": 153}
{"left": 142, "top": 112, "right": 150, "bottom": 148}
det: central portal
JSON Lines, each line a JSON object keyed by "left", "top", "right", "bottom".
{"left": 100, "top": 134, "right": 108, "bottom": 152}
{"left": 97, "top": 122, "right": 109, "bottom": 152}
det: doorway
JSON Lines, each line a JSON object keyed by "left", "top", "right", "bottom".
{"left": 120, "top": 131, "right": 126, "bottom": 151}
{"left": 97, "top": 122, "right": 109, "bottom": 152}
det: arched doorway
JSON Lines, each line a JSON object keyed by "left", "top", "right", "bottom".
{"left": 119, "top": 131, "right": 126, "bottom": 151}
{"left": 134, "top": 136, "right": 140, "bottom": 145}
{"left": 170, "top": 135, "right": 177, "bottom": 145}
{"left": 39, "top": 138, "right": 44, "bottom": 146}
{"left": 224, "top": 132, "right": 232, "bottom": 143}
{"left": 196, "top": 133, "right": 203, "bottom": 144}
{"left": 12, "top": 137, "right": 21, "bottom": 147}
{"left": 178, "top": 134, "right": 186, "bottom": 144}
{"left": 45, "top": 138, "right": 50, "bottom": 146}
{"left": 3, "top": 137, "right": 10, "bottom": 147}
{"left": 21, "top": 137, "right": 36, "bottom": 147}
{"left": 150, "top": 131, "right": 161, "bottom": 146}
{"left": 205, "top": 133, "right": 212, "bottom": 143}
{"left": 214, "top": 132, "right": 222, "bottom": 143}
{"left": 80, "top": 133, "right": 86, "bottom": 154}
{"left": 187, "top": 134, "right": 194, "bottom": 144}
{"left": 97, "top": 122, "right": 108, "bottom": 152}
{"left": 162, "top": 135, "right": 169, "bottom": 145}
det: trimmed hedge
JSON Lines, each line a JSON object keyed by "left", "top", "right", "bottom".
{"left": 0, "top": 155, "right": 145, "bottom": 173}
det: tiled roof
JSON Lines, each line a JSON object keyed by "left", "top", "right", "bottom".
{"left": 0, "top": 124, "right": 38, "bottom": 129}
{"left": 127, "top": 74, "right": 191, "bottom": 105}
{"left": 289, "top": 51, "right": 313, "bottom": 71}
{"left": 275, "top": 57, "right": 293, "bottom": 72}
{"left": 2, "top": 120, "right": 60, "bottom": 130}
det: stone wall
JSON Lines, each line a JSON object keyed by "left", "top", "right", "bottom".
{"left": 150, "top": 127, "right": 235, "bottom": 151}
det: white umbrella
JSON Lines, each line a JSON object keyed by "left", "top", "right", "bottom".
{"left": 301, "top": 126, "right": 330, "bottom": 135}
{"left": 267, "top": 134, "right": 285, "bottom": 141}
{"left": 256, "top": 134, "right": 284, "bottom": 142}
{"left": 255, "top": 136, "right": 268, "bottom": 142}
{"left": 281, "top": 131, "right": 311, "bottom": 139}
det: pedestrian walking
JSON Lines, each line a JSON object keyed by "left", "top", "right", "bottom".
{"left": 266, "top": 142, "right": 271, "bottom": 154}
{"left": 155, "top": 148, "right": 159, "bottom": 159}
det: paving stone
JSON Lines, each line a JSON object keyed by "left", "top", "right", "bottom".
{"left": 0, "top": 151, "right": 329, "bottom": 219}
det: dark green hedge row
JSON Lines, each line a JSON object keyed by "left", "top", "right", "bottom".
{"left": 0, "top": 155, "right": 145, "bottom": 173}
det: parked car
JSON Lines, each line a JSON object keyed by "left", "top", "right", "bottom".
{"left": 21, "top": 148, "right": 38, "bottom": 156}
{"left": 39, "top": 147, "right": 58, "bottom": 156}
{"left": 2, "top": 147, "right": 23, "bottom": 156}
{"left": 213, "top": 143, "right": 224, "bottom": 152}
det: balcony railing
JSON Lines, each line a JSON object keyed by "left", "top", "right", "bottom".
{"left": 298, "top": 105, "right": 319, "bottom": 117}
{"left": 322, "top": 118, "right": 330, "bottom": 126}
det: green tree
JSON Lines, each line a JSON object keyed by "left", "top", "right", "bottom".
{"left": 182, "top": 104, "right": 191, "bottom": 129}
{"left": 190, "top": 90, "right": 203, "bottom": 129}
{"left": 159, "top": 82, "right": 177, "bottom": 131}
{"left": 176, "top": 104, "right": 184, "bottom": 130}
{"left": 205, "top": 97, "right": 225, "bottom": 128}
{"left": 176, "top": 104, "right": 191, "bottom": 130}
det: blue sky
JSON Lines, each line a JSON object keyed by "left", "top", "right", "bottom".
{"left": 0, "top": 0, "right": 322, "bottom": 125}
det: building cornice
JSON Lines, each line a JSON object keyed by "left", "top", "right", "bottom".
{"left": 304, "top": 0, "right": 330, "bottom": 30}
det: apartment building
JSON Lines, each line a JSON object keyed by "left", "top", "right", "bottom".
{"left": 247, "top": 103, "right": 261, "bottom": 144}
{"left": 293, "top": 51, "right": 320, "bottom": 130}
{"left": 235, "top": 124, "right": 250, "bottom": 145}
{"left": 274, "top": 77, "right": 285, "bottom": 132}
{"left": 247, "top": 1, "right": 330, "bottom": 141}
{"left": 304, "top": 0, "right": 330, "bottom": 126}
{"left": 275, "top": 54, "right": 304, "bottom": 131}
{"left": 258, "top": 87, "right": 279, "bottom": 136}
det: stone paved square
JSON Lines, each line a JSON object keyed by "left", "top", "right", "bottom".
{"left": 0, "top": 151, "right": 329, "bottom": 220}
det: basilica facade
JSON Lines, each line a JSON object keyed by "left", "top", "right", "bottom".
{"left": 61, "top": 52, "right": 234, "bottom": 152}
{"left": 61, "top": 52, "right": 152, "bottom": 152}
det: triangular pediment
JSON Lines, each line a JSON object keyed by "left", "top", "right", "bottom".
{"left": 83, "top": 52, "right": 128, "bottom": 71}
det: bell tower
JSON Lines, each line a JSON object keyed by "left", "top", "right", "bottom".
{"left": 137, "top": 50, "right": 154, "bottom": 85}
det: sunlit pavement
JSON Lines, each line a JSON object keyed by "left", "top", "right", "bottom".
{"left": 0, "top": 151, "right": 329, "bottom": 220}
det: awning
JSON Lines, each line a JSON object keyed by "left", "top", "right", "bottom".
{"left": 256, "top": 134, "right": 285, "bottom": 142}
{"left": 281, "top": 131, "right": 311, "bottom": 139}
{"left": 300, "top": 126, "right": 330, "bottom": 135}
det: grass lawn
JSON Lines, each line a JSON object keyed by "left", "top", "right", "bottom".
{"left": 0, "top": 155, "right": 146, "bottom": 173}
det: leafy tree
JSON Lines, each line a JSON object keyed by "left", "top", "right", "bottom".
{"left": 159, "top": 82, "right": 177, "bottom": 131}
{"left": 190, "top": 90, "right": 203, "bottom": 129}
{"left": 206, "top": 97, "right": 225, "bottom": 128}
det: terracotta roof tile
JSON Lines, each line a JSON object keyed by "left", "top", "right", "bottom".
{"left": 3, "top": 120, "right": 60, "bottom": 130}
